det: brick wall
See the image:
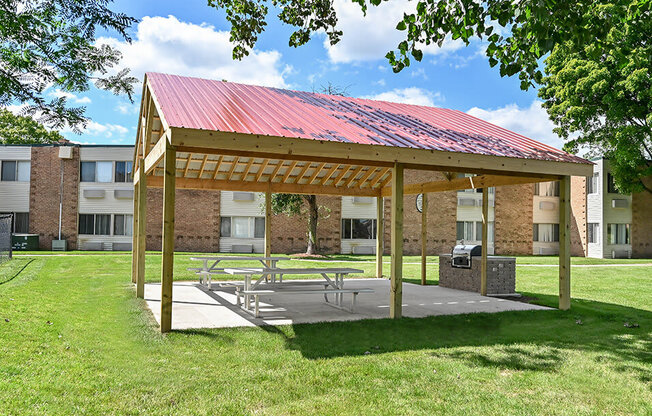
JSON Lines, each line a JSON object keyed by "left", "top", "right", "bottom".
{"left": 494, "top": 183, "right": 533, "bottom": 255}
{"left": 632, "top": 177, "right": 652, "bottom": 258}
{"left": 570, "top": 176, "right": 587, "bottom": 256}
{"left": 269, "top": 195, "right": 341, "bottom": 254}
{"left": 144, "top": 188, "right": 221, "bottom": 252}
{"left": 29, "top": 146, "right": 79, "bottom": 249}
{"left": 383, "top": 170, "right": 457, "bottom": 256}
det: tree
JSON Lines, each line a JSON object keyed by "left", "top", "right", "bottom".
{"left": 0, "top": 109, "right": 64, "bottom": 144}
{"left": 0, "top": 0, "right": 138, "bottom": 130}
{"left": 209, "top": 0, "right": 651, "bottom": 193}
{"left": 270, "top": 83, "right": 349, "bottom": 255}
{"left": 539, "top": 5, "right": 651, "bottom": 194}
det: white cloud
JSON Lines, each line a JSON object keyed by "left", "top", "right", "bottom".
{"left": 97, "top": 15, "right": 290, "bottom": 88}
{"left": 62, "top": 121, "right": 130, "bottom": 141}
{"left": 466, "top": 100, "right": 565, "bottom": 149}
{"left": 115, "top": 102, "right": 139, "bottom": 115}
{"left": 50, "top": 89, "right": 92, "bottom": 104}
{"left": 363, "top": 87, "right": 443, "bottom": 107}
{"left": 325, "top": 0, "right": 464, "bottom": 64}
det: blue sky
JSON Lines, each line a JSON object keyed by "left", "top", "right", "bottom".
{"left": 53, "top": 0, "right": 564, "bottom": 149}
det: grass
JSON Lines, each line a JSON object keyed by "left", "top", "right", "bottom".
{"left": 0, "top": 254, "right": 650, "bottom": 415}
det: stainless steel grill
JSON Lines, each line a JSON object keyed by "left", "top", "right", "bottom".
{"left": 451, "top": 244, "right": 482, "bottom": 269}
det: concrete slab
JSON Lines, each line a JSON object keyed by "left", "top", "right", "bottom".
{"left": 143, "top": 279, "right": 551, "bottom": 330}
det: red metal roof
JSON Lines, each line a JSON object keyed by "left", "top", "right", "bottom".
{"left": 146, "top": 72, "right": 590, "bottom": 165}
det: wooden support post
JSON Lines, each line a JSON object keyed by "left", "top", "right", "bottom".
{"left": 160, "top": 143, "right": 176, "bottom": 333}
{"left": 376, "top": 196, "right": 383, "bottom": 278}
{"left": 481, "top": 187, "right": 489, "bottom": 296}
{"left": 265, "top": 189, "right": 272, "bottom": 267}
{"left": 131, "top": 175, "right": 139, "bottom": 284}
{"left": 559, "top": 176, "right": 571, "bottom": 310}
{"left": 420, "top": 193, "right": 428, "bottom": 285}
{"left": 136, "top": 159, "right": 147, "bottom": 299}
{"left": 390, "top": 162, "right": 404, "bottom": 319}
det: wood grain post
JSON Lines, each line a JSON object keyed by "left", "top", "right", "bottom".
{"left": 136, "top": 158, "right": 147, "bottom": 299}
{"left": 420, "top": 193, "right": 428, "bottom": 285}
{"left": 376, "top": 196, "right": 383, "bottom": 278}
{"left": 481, "top": 187, "right": 489, "bottom": 296}
{"left": 160, "top": 143, "right": 176, "bottom": 333}
{"left": 390, "top": 162, "right": 404, "bottom": 319}
{"left": 131, "top": 178, "right": 139, "bottom": 284}
{"left": 559, "top": 176, "right": 571, "bottom": 310}
{"left": 265, "top": 189, "right": 272, "bottom": 267}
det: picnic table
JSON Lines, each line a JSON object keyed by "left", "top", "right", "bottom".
{"left": 188, "top": 256, "right": 287, "bottom": 289}
{"left": 223, "top": 267, "right": 372, "bottom": 317}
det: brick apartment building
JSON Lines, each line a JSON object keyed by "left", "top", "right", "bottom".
{"left": 1, "top": 143, "right": 650, "bottom": 257}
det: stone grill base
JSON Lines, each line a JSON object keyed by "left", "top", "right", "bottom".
{"left": 439, "top": 254, "right": 516, "bottom": 295}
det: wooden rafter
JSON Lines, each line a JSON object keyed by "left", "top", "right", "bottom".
{"left": 227, "top": 156, "right": 240, "bottom": 181}
{"left": 343, "top": 166, "right": 364, "bottom": 188}
{"left": 307, "top": 163, "right": 326, "bottom": 185}
{"left": 319, "top": 164, "right": 340, "bottom": 186}
{"left": 197, "top": 154, "right": 209, "bottom": 179}
{"left": 212, "top": 155, "right": 223, "bottom": 180}
{"left": 331, "top": 165, "right": 351, "bottom": 187}
{"left": 268, "top": 160, "right": 285, "bottom": 182}
{"left": 183, "top": 153, "right": 193, "bottom": 177}
{"left": 355, "top": 167, "right": 377, "bottom": 188}
{"left": 255, "top": 159, "right": 270, "bottom": 182}
{"left": 368, "top": 168, "right": 390, "bottom": 189}
{"left": 282, "top": 161, "right": 299, "bottom": 183}
{"left": 378, "top": 173, "right": 393, "bottom": 190}
{"left": 294, "top": 162, "right": 312, "bottom": 184}
{"left": 241, "top": 157, "right": 255, "bottom": 181}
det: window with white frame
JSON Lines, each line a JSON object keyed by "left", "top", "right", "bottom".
{"left": 113, "top": 214, "right": 133, "bottom": 236}
{"left": 220, "top": 217, "right": 265, "bottom": 238}
{"left": 80, "top": 161, "right": 113, "bottom": 182}
{"left": 341, "top": 218, "right": 376, "bottom": 239}
{"left": 78, "top": 214, "right": 111, "bottom": 235}
{"left": 607, "top": 223, "right": 630, "bottom": 244}
{"left": 1, "top": 160, "right": 30, "bottom": 181}
{"left": 456, "top": 221, "right": 493, "bottom": 241}
{"left": 114, "top": 161, "right": 133, "bottom": 183}
{"left": 587, "top": 223, "right": 599, "bottom": 243}
{"left": 534, "top": 181, "right": 560, "bottom": 197}
{"left": 533, "top": 223, "right": 560, "bottom": 242}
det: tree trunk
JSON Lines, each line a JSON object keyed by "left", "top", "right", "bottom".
{"left": 305, "top": 195, "right": 318, "bottom": 255}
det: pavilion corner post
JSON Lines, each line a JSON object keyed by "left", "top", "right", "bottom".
{"left": 160, "top": 142, "right": 176, "bottom": 333}
{"left": 376, "top": 196, "right": 383, "bottom": 278}
{"left": 390, "top": 162, "right": 404, "bottom": 319}
{"left": 421, "top": 193, "right": 428, "bottom": 285}
{"left": 480, "top": 187, "right": 489, "bottom": 296}
{"left": 136, "top": 158, "right": 147, "bottom": 299}
{"left": 264, "top": 189, "right": 272, "bottom": 266}
{"left": 131, "top": 172, "right": 139, "bottom": 284}
{"left": 559, "top": 176, "right": 571, "bottom": 310}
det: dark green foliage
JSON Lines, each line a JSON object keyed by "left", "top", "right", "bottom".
{"left": 0, "top": 109, "right": 64, "bottom": 144}
{"left": 0, "top": 0, "right": 138, "bottom": 130}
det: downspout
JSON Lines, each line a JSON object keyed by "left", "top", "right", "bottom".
{"left": 58, "top": 158, "right": 63, "bottom": 240}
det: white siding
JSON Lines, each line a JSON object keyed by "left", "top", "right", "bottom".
{"left": 0, "top": 146, "right": 31, "bottom": 160}
{"left": 220, "top": 191, "right": 265, "bottom": 216}
{"left": 78, "top": 182, "right": 133, "bottom": 214}
{"left": 0, "top": 182, "right": 30, "bottom": 212}
{"left": 456, "top": 192, "right": 495, "bottom": 222}
{"left": 532, "top": 195, "right": 559, "bottom": 224}
{"left": 533, "top": 242, "right": 559, "bottom": 255}
{"left": 586, "top": 160, "right": 604, "bottom": 258}
{"left": 602, "top": 160, "right": 632, "bottom": 258}
{"left": 219, "top": 237, "right": 264, "bottom": 253}
{"left": 77, "top": 235, "right": 132, "bottom": 251}
{"left": 340, "top": 197, "right": 377, "bottom": 254}
{"left": 80, "top": 146, "right": 134, "bottom": 161}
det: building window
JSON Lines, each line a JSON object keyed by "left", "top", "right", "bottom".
{"left": 456, "top": 221, "right": 493, "bottom": 242}
{"left": 607, "top": 223, "right": 630, "bottom": 245}
{"left": 534, "top": 181, "right": 560, "bottom": 197}
{"left": 114, "top": 214, "right": 133, "bottom": 236}
{"left": 219, "top": 217, "right": 264, "bottom": 238}
{"left": 341, "top": 219, "right": 376, "bottom": 239}
{"left": 78, "top": 214, "right": 111, "bottom": 235}
{"left": 607, "top": 173, "right": 619, "bottom": 194}
{"left": 587, "top": 173, "right": 599, "bottom": 194}
{"left": 114, "top": 161, "right": 133, "bottom": 183}
{"left": 1, "top": 160, "right": 30, "bottom": 181}
{"left": 533, "top": 223, "right": 560, "bottom": 242}
{"left": 0, "top": 212, "right": 29, "bottom": 233}
{"left": 587, "top": 223, "right": 599, "bottom": 244}
{"left": 80, "top": 161, "right": 113, "bottom": 182}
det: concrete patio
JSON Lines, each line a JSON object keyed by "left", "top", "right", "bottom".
{"left": 143, "top": 279, "right": 551, "bottom": 330}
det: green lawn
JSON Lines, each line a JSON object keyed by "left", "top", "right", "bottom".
{"left": 0, "top": 255, "right": 650, "bottom": 415}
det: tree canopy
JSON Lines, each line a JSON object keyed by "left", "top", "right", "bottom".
{"left": 0, "top": 109, "right": 64, "bottom": 144}
{"left": 0, "top": 0, "right": 137, "bottom": 130}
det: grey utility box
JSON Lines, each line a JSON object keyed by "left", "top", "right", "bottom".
{"left": 52, "top": 239, "right": 67, "bottom": 251}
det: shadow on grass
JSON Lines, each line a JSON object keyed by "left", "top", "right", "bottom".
{"left": 277, "top": 294, "right": 650, "bottom": 380}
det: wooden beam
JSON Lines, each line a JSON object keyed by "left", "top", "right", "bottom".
{"left": 171, "top": 127, "right": 594, "bottom": 177}
{"left": 265, "top": 189, "right": 272, "bottom": 267}
{"left": 380, "top": 173, "right": 560, "bottom": 197}
{"left": 331, "top": 165, "right": 351, "bottom": 187}
{"left": 319, "top": 164, "right": 340, "bottom": 185}
{"left": 147, "top": 175, "right": 381, "bottom": 197}
{"left": 480, "top": 187, "right": 489, "bottom": 296}
{"left": 131, "top": 175, "right": 139, "bottom": 284}
{"left": 226, "top": 156, "right": 240, "bottom": 181}
{"left": 357, "top": 167, "right": 378, "bottom": 189}
{"left": 369, "top": 168, "right": 390, "bottom": 188}
{"left": 376, "top": 196, "right": 384, "bottom": 278}
{"left": 282, "top": 161, "right": 298, "bottom": 183}
{"left": 183, "top": 153, "right": 193, "bottom": 177}
{"left": 343, "top": 166, "right": 364, "bottom": 188}
{"left": 377, "top": 173, "right": 393, "bottom": 190}
{"left": 144, "top": 132, "right": 168, "bottom": 174}
{"left": 241, "top": 157, "right": 255, "bottom": 180}
{"left": 390, "top": 162, "right": 404, "bottom": 319}
{"left": 136, "top": 158, "right": 147, "bottom": 299}
{"left": 294, "top": 162, "right": 312, "bottom": 183}
{"left": 255, "top": 159, "right": 270, "bottom": 182}
{"left": 160, "top": 142, "right": 176, "bottom": 333}
{"left": 421, "top": 193, "right": 428, "bottom": 286}
{"left": 212, "top": 155, "right": 223, "bottom": 180}
{"left": 559, "top": 175, "right": 571, "bottom": 310}
{"left": 307, "top": 163, "right": 326, "bottom": 185}
{"left": 197, "top": 154, "right": 209, "bottom": 179}
{"left": 268, "top": 160, "right": 285, "bottom": 182}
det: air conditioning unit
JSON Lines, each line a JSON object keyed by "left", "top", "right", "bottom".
{"left": 58, "top": 146, "right": 73, "bottom": 159}
{"left": 83, "top": 189, "right": 105, "bottom": 198}
{"left": 539, "top": 201, "right": 557, "bottom": 211}
{"left": 611, "top": 249, "right": 631, "bottom": 259}
{"left": 232, "top": 192, "right": 255, "bottom": 201}
{"left": 114, "top": 189, "right": 134, "bottom": 199}
{"left": 231, "top": 244, "right": 254, "bottom": 253}
{"left": 612, "top": 199, "right": 628, "bottom": 209}
{"left": 352, "top": 197, "right": 373, "bottom": 204}
{"left": 538, "top": 247, "right": 559, "bottom": 255}
{"left": 457, "top": 197, "right": 476, "bottom": 207}
{"left": 352, "top": 245, "right": 375, "bottom": 254}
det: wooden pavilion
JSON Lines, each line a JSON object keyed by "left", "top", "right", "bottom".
{"left": 131, "top": 73, "right": 593, "bottom": 333}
